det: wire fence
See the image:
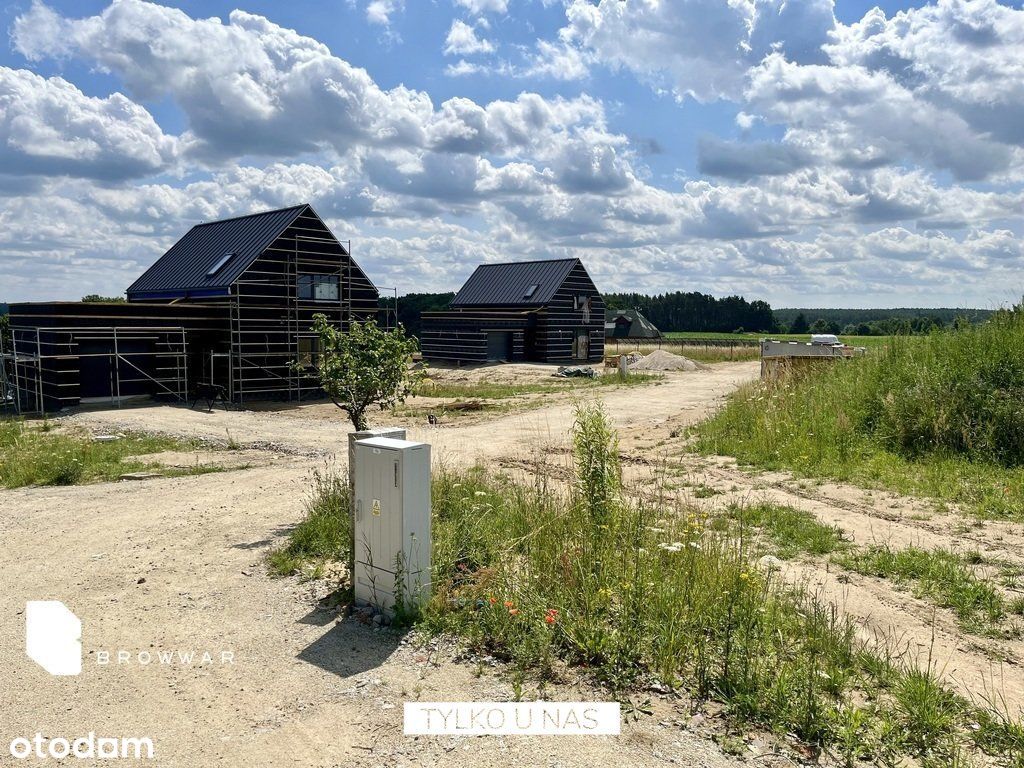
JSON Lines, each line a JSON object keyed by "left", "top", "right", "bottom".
{"left": 605, "top": 337, "right": 760, "bottom": 362}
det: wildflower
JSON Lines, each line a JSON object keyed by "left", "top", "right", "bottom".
{"left": 739, "top": 572, "right": 750, "bottom": 581}
{"left": 544, "top": 609, "right": 558, "bottom": 625}
{"left": 488, "top": 596, "right": 497, "bottom": 605}
{"left": 504, "top": 600, "right": 514, "bottom": 609}
{"left": 508, "top": 608, "right": 519, "bottom": 616}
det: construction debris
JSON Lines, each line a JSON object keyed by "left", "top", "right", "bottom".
{"left": 628, "top": 349, "right": 709, "bottom": 372}
{"left": 554, "top": 366, "right": 597, "bottom": 378}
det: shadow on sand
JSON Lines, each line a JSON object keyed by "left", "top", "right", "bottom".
{"left": 298, "top": 613, "right": 404, "bottom": 679}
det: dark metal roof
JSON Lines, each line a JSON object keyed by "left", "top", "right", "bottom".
{"left": 127, "top": 204, "right": 313, "bottom": 298}
{"left": 450, "top": 258, "right": 581, "bottom": 308}
{"left": 605, "top": 309, "right": 661, "bottom": 338}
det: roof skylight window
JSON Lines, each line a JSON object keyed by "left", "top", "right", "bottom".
{"left": 207, "top": 252, "right": 235, "bottom": 277}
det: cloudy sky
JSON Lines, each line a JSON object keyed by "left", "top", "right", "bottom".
{"left": 0, "top": 0, "right": 1022, "bottom": 307}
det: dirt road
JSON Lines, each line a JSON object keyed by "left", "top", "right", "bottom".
{"left": 4, "top": 358, "right": 1022, "bottom": 767}
{"left": 2, "top": 363, "right": 776, "bottom": 768}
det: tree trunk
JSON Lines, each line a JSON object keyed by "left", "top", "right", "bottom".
{"left": 351, "top": 409, "right": 368, "bottom": 431}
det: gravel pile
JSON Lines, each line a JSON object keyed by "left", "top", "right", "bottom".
{"left": 628, "top": 349, "right": 709, "bottom": 372}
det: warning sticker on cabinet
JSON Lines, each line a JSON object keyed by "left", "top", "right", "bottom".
{"left": 371, "top": 499, "right": 381, "bottom": 516}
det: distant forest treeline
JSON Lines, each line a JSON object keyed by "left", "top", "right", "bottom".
{"left": 380, "top": 292, "right": 454, "bottom": 338}
{"left": 380, "top": 293, "right": 993, "bottom": 337}
{"left": 775, "top": 307, "right": 994, "bottom": 336}
{"left": 604, "top": 292, "right": 776, "bottom": 333}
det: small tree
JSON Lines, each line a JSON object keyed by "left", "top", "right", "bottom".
{"left": 789, "top": 312, "right": 809, "bottom": 334}
{"left": 309, "top": 314, "right": 425, "bottom": 430}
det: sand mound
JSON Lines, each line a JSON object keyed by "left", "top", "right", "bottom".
{"left": 628, "top": 349, "right": 709, "bottom": 372}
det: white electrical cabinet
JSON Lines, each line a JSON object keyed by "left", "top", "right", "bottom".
{"left": 353, "top": 437, "right": 431, "bottom": 613}
{"left": 348, "top": 427, "right": 407, "bottom": 489}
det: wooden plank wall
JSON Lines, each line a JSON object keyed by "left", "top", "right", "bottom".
{"left": 229, "top": 210, "right": 379, "bottom": 401}
{"left": 420, "top": 312, "right": 531, "bottom": 364}
{"left": 7, "top": 302, "right": 228, "bottom": 411}
{"left": 534, "top": 262, "right": 605, "bottom": 363}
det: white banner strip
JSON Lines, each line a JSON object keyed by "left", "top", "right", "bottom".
{"left": 404, "top": 702, "right": 620, "bottom": 736}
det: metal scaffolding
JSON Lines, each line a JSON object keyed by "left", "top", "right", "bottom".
{"left": 3, "top": 325, "right": 188, "bottom": 414}
{"left": 227, "top": 231, "right": 354, "bottom": 404}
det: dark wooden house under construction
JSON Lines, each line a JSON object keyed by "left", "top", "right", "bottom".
{"left": 420, "top": 258, "right": 604, "bottom": 365}
{"left": 3, "top": 204, "right": 378, "bottom": 412}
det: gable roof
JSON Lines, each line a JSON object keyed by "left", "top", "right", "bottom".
{"left": 605, "top": 309, "right": 661, "bottom": 338}
{"left": 128, "top": 204, "right": 341, "bottom": 299}
{"left": 450, "top": 258, "right": 582, "bottom": 308}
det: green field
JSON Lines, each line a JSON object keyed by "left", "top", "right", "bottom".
{"left": 660, "top": 331, "right": 894, "bottom": 349}
{"left": 273, "top": 403, "right": 1024, "bottom": 764}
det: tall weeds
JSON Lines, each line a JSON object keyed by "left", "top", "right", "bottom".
{"left": 426, "top": 403, "right": 871, "bottom": 747}
{"left": 267, "top": 465, "right": 350, "bottom": 578}
{"left": 695, "top": 309, "right": 1024, "bottom": 518}
{"left": 270, "top": 402, "right": 1023, "bottom": 762}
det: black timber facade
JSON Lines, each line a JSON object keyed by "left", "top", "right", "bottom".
{"left": 6, "top": 302, "right": 228, "bottom": 412}
{"left": 5, "top": 204, "right": 379, "bottom": 412}
{"left": 420, "top": 258, "right": 604, "bottom": 365}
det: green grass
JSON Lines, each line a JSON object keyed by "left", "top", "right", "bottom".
{"left": 273, "top": 402, "right": 1023, "bottom": 764}
{"left": 694, "top": 311, "right": 1024, "bottom": 520}
{"left": 0, "top": 418, "right": 211, "bottom": 488}
{"left": 419, "top": 405, "right": 1022, "bottom": 764}
{"left": 834, "top": 545, "right": 1016, "bottom": 637}
{"left": 723, "top": 502, "right": 849, "bottom": 559}
{"left": 267, "top": 466, "right": 351, "bottom": 579}
{"left": 661, "top": 331, "right": 896, "bottom": 350}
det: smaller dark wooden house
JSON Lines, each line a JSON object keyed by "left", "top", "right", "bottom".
{"left": 605, "top": 309, "right": 662, "bottom": 339}
{"left": 420, "top": 258, "right": 604, "bottom": 364}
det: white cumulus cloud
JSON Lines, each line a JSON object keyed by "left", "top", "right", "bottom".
{"left": 444, "top": 20, "right": 495, "bottom": 56}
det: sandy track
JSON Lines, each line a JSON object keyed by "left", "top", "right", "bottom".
{"left": 661, "top": 457, "right": 1024, "bottom": 714}
{"left": 56, "top": 362, "right": 757, "bottom": 463}
{"left": 2, "top": 364, "right": 768, "bottom": 768}
{"left": 5, "top": 357, "right": 1023, "bottom": 766}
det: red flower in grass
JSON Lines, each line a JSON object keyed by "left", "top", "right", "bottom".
{"left": 508, "top": 608, "right": 520, "bottom": 616}
{"left": 504, "top": 600, "right": 514, "bottom": 609}
{"left": 488, "top": 596, "right": 498, "bottom": 605}
{"left": 544, "top": 609, "right": 558, "bottom": 625}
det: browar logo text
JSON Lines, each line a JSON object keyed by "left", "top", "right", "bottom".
{"left": 25, "top": 600, "right": 235, "bottom": 672}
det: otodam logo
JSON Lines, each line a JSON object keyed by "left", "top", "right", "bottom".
{"left": 25, "top": 601, "right": 82, "bottom": 676}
